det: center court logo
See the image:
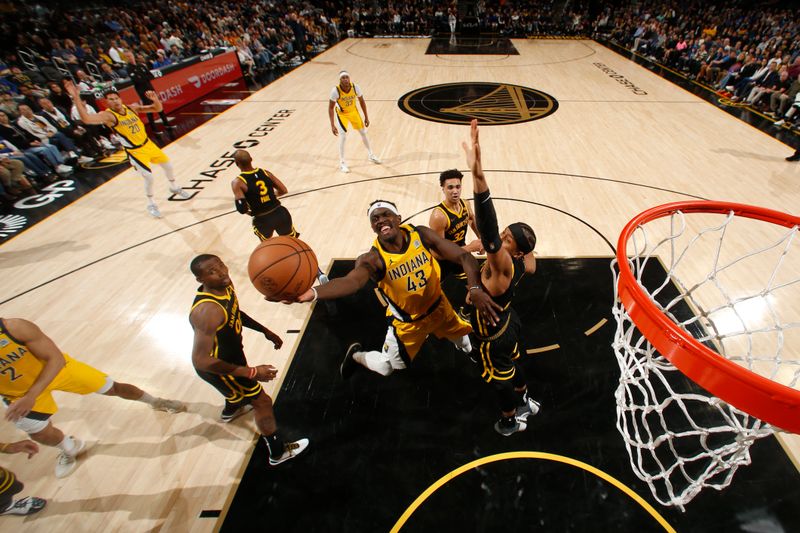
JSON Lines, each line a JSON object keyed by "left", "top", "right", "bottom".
{"left": 398, "top": 82, "right": 558, "bottom": 125}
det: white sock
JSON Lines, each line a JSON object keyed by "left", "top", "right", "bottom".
{"left": 358, "top": 129, "right": 373, "bottom": 156}
{"left": 452, "top": 334, "right": 472, "bottom": 353}
{"left": 338, "top": 132, "right": 347, "bottom": 163}
{"left": 353, "top": 349, "right": 393, "bottom": 376}
{"left": 146, "top": 195, "right": 156, "bottom": 207}
{"left": 137, "top": 391, "right": 156, "bottom": 405}
{"left": 57, "top": 435, "right": 80, "bottom": 456}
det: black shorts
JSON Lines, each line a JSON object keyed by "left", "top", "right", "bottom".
{"left": 195, "top": 369, "right": 262, "bottom": 404}
{"left": 252, "top": 205, "right": 298, "bottom": 240}
{"left": 473, "top": 311, "right": 522, "bottom": 383}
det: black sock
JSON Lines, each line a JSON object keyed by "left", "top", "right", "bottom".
{"left": 499, "top": 415, "right": 516, "bottom": 428}
{"left": 264, "top": 433, "right": 285, "bottom": 458}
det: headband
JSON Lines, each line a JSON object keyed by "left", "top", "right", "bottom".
{"left": 339, "top": 71, "right": 350, "bottom": 79}
{"left": 509, "top": 222, "right": 535, "bottom": 254}
{"left": 367, "top": 202, "right": 399, "bottom": 218}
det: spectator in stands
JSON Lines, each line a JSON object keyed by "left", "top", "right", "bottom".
{"left": 46, "top": 81, "right": 73, "bottom": 112}
{"left": 0, "top": 146, "right": 38, "bottom": 197}
{"left": 38, "top": 98, "right": 100, "bottom": 160}
{"left": 0, "top": 111, "right": 72, "bottom": 176}
{"left": 0, "top": 136, "right": 56, "bottom": 183}
{"left": 168, "top": 44, "right": 184, "bottom": 64}
{"left": 108, "top": 40, "right": 127, "bottom": 65}
{"left": 16, "top": 84, "right": 46, "bottom": 112}
{"left": 16, "top": 104, "right": 83, "bottom": 160}
{"left": 74, "top": 70, "right": 96, "bottom": 92}
{"left": 151, "top": 49, "right": 172, "bottom": 69}
{"left": 769, "top": 72, "right": 800, "bottom": 119}
{"left": 99, "top": 62, "right": 125, "bottom": 83}
{"left": 0, "top": 91, "right": 20, "bottom": 119}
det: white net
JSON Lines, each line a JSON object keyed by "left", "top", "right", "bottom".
{"left": 611, "top": 207, "right": 800, "bottom": 510}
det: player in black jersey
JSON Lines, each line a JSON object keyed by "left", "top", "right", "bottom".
{"left": 231, "top": 150, "right": 330, "bottom": 291}
{"left": 462, "top": 120, "right": 540, "bottom": 436}
{"left": 429, "top": 169, "right": 483, "bottom": 281}
{"left": 189, "top": 254, "right": 309, "bottom": 465}
{"left": 231, "top": 149, "right": 297, "bottom": 240}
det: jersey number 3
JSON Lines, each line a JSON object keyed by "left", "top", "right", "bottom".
{"left": 406, "top": 270, "right": 428, "bottom": 292}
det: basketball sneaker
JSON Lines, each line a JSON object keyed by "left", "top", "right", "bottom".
{"left": 221, "top": 401, "right": 253, "bottom": 423}
{"left": 494, "top": 418, "right": 527, "bottom": 437}
{"left": 339, "top": 162, "right": 350, "bottom": 173}
{"left": 268, "top": 438, "right": 309, "bottom": 466}
{"left": 0, "top": 497, "right": 47, "bottom": 516}
{"left": 341, "top": 343, "right": 360, "bottom": 379}
{"left": 147, "top": 204, "right": 162, "bottom": 218}
{"left": 152, "top": 398, "right": 187, "bottom": 413}
{"left": 368, "top": 154, "right": 381, "bottom": 164}
{"left": 169, "top": 186, "right": 192, "bottom": 199}
{"left": 55, "top": 438, "right": 86, "bottom": 478}
{"left": 516, "top": 393, "right": 541, "bottom": 422}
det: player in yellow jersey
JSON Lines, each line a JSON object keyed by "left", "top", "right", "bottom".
{"left": 0, "top": 318, "right": 186, "bottom": 478}
{"left": 328, "top": 71, "right": 381, "bottom": 173}
{"left": 291, "top": 200, "right": 501, "bottom": 378}
{"left": 64, "top": 80, "right": 192, "bottom": 218}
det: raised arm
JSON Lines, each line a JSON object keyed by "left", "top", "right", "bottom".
{"left": 130, "top": 90, "right": 163, "bottom": 114}
{"left": 292, "top": 250, "right": 378, "bottom": 303}
{"left": 63, "top": 80, "right": 115, "bottom": 127}
{"left": 2, "top": 318, "right": 66, "bottom": 422}
{"left": 462, "top": 119, "right": 514, "bottom": 282}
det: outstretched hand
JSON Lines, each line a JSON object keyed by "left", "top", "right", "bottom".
{"left": 253, "top": 364, "right": 278, "bottom": 382}
{"left": 264, "top": 331, "right": 283, "bottom": 349}
{"left": 144, "top": 90, "right": 159, "bottom": 102}
{"left": 2, "top": 440, "right": 39, "bottom": 459}
{"left": 461, "top": 118, "right": 482, "bottom": 174}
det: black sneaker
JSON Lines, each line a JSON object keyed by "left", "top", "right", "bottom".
{"left": 787, "top": 151, "right": 800, "bottom": 162}
{"left": 494, "top": 418, "right": 527, "bottom": 437}
{"left": 341, "top": 343, "right": 360, "bottom": 379}
{"left": 220, "top": 401, "right": 253, "bottom": 423}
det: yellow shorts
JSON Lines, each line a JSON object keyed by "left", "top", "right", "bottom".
{"left": 336, "top": 110, "right": 365, "bottom": 131}
{"left": 392, "top": 296, "right": 471, "bottom": 359}
{"left": 8, "top": 355, "right": 109, "bottom": 416}
{"left": 126, "top": 139, "right": 169, "bottom": 172}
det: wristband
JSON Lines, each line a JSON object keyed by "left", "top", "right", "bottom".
{"left": 468, "top": 285, "right": 482, "bottom": 292}
{"left": 0, "top": 443, "right": 8, "bottom": 453}
{"left": 247, "top": 366, "right": 257, "bottom": 379}
{"left": 311, "top": 287, "right": 318, "bottom": 302}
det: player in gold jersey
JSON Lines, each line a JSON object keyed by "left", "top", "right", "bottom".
{"left": 292, "top": 200, "right": 501, "bottom": 377}
{"left": 328, "top": 71, "right": 381, "bottom": 173}
{"left": 64, "top": 80, "right": 192, "bottom": 218}
{"left": 0, "top": 318, "right": 186, "bottom": 478}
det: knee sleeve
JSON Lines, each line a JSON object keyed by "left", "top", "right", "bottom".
{"left": 474, "top": 189, "right": 502, "bottom": 253}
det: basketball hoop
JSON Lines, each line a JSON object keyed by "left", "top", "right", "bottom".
{"left": 611, "top": 201, "right": 800, "bottom": 509}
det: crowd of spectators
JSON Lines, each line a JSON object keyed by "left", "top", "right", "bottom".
{"left": 0, "top": 0, "right": 797, "bottom": 204}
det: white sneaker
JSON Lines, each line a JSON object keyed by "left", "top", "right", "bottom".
{"left": 368, "top": 154, "right": 381, "bottom": 164}
{"left": 147, "top": 204, "right": 162, "bottom": 218}
{"left": 68, "top": 150, "right": 79, "bottom": 160}
{"left": 169, "top": 186, "right": 192, "bottom": 199}
{"left": 100, "top": 138, "right": 116, "bottom": 150}
{"left": 56, "top": 164, "right": 73, "bottom": 174}
{"left": 77, "top": 155, "right": 94, "bottom": 164}
{"left": 339, "top": 162, "right": 350, "bottom": 173}
{"left": 774, "top": 119, "right": 786, "bottom": 127}
{"left": 269, "top": 438, "right": 309, "bottom": 465}
{"left": 152, "top": 398, "right": 186, "bottom": 413}
{"left": 55, "top": 438, "right": 86, "bottom": 478}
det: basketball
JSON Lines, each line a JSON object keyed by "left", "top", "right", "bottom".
{"left": 248, "top": 236, "right": 319, "bottom": 300}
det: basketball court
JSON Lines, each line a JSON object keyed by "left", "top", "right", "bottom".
{"left": 1, "top": 38, "right": 798, "bottom": 531}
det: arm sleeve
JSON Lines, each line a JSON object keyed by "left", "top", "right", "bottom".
{"left": 330, "top": 87, "right": 339, "bottom": 101}
{"left": 473, "top": 189, "right": 502, "bottom": 254}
